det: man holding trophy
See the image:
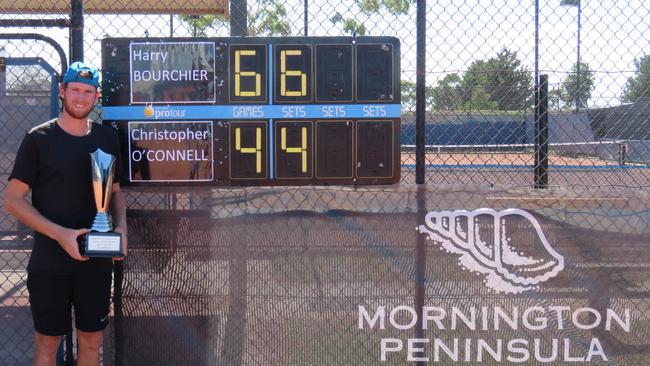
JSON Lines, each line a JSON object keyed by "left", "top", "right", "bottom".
{"left": 4, "top": 61, "right": 127, "bottom": 366}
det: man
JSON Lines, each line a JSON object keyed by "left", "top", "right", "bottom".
{"left": 4, "top": 61, "right": 128, "bottom": 366}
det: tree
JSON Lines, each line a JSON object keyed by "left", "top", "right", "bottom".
{"left": 462, "top": 48, "right": 532, "bottom": 111}
{"left": 462, "top": 86, "right": 498, "bottom": 111}
{"left": 560, "top": 60, "right": 594, "bottom": 109}
{"left": 401, "top": 80, "right": 416, "bottom": 111}
{"left": 329, "top": 13, "right": 366, "bottom": 36}
{"left": 622, "top": 55, "right": 650, "bottom": 103}
{"left": 180, "top": 0, "right": 291, "bottom": 37}
{"left": 431, "top": 73, "right": 463, "bottom": 111}
{"left": 421, "top": 49, "right": 532, "bottom": 112}
{"left": 330, "top": 0, "right": 411, "bottom": 35}
{"left": 548, "top": 87, "right": 563, "bottom": 111}
{"left": 247, "top": 0, "right": 291, "bottom": 36}
{"left": 180, "top": 15, "right": 226, "bottom": 37}
{"left": 401, "top": 79, "right": 435, "bottom": 112}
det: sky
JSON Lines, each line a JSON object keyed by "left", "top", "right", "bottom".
{"left": 1, "top": 0, "right": 648, "bottom": 109}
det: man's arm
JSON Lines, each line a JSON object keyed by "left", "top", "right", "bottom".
{"left": 110, "top": 182, "right": 128, "bottom": 258}
{"left": 3, "top": 178, "right": 89, "bottom": 261}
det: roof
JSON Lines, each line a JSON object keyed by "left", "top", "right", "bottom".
{"left": 0, "top": 0, "right": 228, "bottom": 15}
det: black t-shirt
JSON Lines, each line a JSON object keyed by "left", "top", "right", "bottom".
{"left": 9, "top": 119, "right": 123, "bottom": 274}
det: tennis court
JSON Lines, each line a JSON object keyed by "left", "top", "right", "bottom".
{"left": 402, "top": 140, "right": 641, "bottom": 166}
{"left": 399, "top": 141, "right": 650, "bottom": 187}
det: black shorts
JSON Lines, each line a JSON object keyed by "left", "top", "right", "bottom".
{"left": 27, "top": 272, "right": 112, "bottom": 336}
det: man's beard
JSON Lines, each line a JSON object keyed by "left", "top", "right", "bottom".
{"left": 63, "top": 97, "right": 94, "bottom": 119}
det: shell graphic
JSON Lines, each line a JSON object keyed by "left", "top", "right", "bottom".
{"left": 417, "top": 208, "right": 564, "bottom": 294}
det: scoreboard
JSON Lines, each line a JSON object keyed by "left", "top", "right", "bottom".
{"left": 101, "top": 37, "right": 400, "bottom": 186}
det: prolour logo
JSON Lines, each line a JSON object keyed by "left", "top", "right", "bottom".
{"left": 417, "top": 208, "right": 564, "bottom": 294}
{"left": 144, "top": 104, "right": 154, "bottom": 117}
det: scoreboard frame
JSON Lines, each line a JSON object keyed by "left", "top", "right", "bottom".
{"left": 101, "top": 36, "right": 401, "bottom": 187}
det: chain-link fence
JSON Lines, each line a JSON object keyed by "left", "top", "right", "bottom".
{"left": 1, "top": 0, "right": 649, "bottom": 365}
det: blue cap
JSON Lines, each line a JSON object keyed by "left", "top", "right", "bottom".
{"left": 62, "top": 61, "right": 99, "bottom": 89}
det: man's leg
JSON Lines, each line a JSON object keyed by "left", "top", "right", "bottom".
{"left": 27, "top": 273, "right": 72, "bottom": 366}
{"left": 76, "top": 329, "right": 103, "bottom": 366}
{"left": 32, "top": 333, "right": 61, "bottom": 366}
{"left": 73, "top": 271, "right": 112, "bottom": 366}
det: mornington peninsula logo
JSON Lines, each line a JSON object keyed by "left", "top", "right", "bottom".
{"left": 417, "top": 208, "right": 564, "bottom": 294}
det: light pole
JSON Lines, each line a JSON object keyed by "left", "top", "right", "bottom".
{"left": 561, "top": 0, "right": 581, "bottom": 112}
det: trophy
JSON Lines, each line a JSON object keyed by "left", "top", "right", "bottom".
{"left": 80, "top": 148, "right": 124, "bottom": 257}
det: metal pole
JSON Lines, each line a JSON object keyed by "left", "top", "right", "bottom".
{"left": 533, "top": 0, "right": 540, "bottom": 187}
{"left": 65, "top": 3, "right": 85, "bottom": 363}
{"left": 0, "top": 34, "right": 67, "bottom": 77}
{"left": 67, "top": 2, "right": 84, "bottom": 362}
{"left": 415, "top": 0, "right": 426, "bottom": 185}
{"left": 304, "top": 0, "right": 308, "bottom": 36}
{"left": 415, "top": 2, "right": 427, "bottom": 365}
{"left": 225, "top": 3, "right": 250, "bottom": 361}
{"left": 575, "top": 0, "right": 581, "bottom": 112}
{"left": 230, "top": 0, "right": 248, "bottom": 36}
{"left": 534, "top": 0, "right": 539, "bottom": 93}
{"left": 415, "top": 184, "right": 427, "bottom": 365}
{"left": 0, "top": 19, "right": 69, "bottom": 27}
{"left": 69, "top": 0, "right": 83, "bottom": 62}
{"left": 534, "top": 75, "right": 549, "bottom": 188}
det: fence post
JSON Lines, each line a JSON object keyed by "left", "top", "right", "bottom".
{"left": 67, "top": 3, "right": 84, "bottom": 362}
{"left": 230, "top": 0, "right": 247, "bottom": 36}
{"left": 415, "top": 0, "right": 426, "bottom": 185}
{"left": 303, "top": 0, "right": 308, "bottom": 36}
{"left": 0, "top": 56, "right": 5, "bottom": 128}
{"left": 69, "top": 0, "right": 83, "bottom": 62}
{"left": 534, "top": 74, "right": 549, "bottom": 188}
{"left": 223, "top": 6, "right": 250, "bottom": 357}
{"left": 415, "top": 1, "right": 427, "bottom": 365}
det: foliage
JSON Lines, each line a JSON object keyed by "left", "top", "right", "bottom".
{"left": 330, "top": 0, "right": 412, "bottom": 35}
{"left": 179, "top": 0, "right": 291, "bottom": 37}
{"left": 429, "top": 49, "right": 532, "bottom": 112}
{"left": 357, "top": 0, "right": 411, "bottom": 14}
{"left": 622, "top": 54, "right": 650, "bottom": 103}
{"left": 329, "top": 13, "right": 366, "bottom": 36}
{"left": 431, "top": 73, "right": 464, "bottom": 111}
{"left": 548, "top": 88, "right": 563, "bottom": 111}
{"left": 248, "top": 0, "right": 291, "bottom": 36}
{"left": 400, "top": 79, "right": 435, "bottom": 112}
{"left": 560, "top": 60, "right": 594, "bottom": 109}
{"left": 179, "top": 15, "right": 225, "bottom": 37}
{"left": 462, "top": 85, "right": 499, "bottom": 110}
{"left": 400, "top": 80, "right": 416, "bottom": 110}
{"left": 462, "top": 48, "right": 532, "bottom": 111}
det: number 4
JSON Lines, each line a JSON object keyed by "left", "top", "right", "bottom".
{"left": 281, "top": 127, "right": 308, "bottom": 172}
{"left": 235, "top": 127, "right": 262, "bottom": 173}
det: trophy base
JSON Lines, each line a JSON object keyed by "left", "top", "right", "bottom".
{"left": 80, "top": 231, "right": 124, "bottom": 258}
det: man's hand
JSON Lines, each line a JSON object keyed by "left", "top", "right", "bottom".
{"left": 54, "top": 227, "right": 90, "bottom": 261}
{"left": 113, "top": 225, "right": 128, "bottom": 260}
